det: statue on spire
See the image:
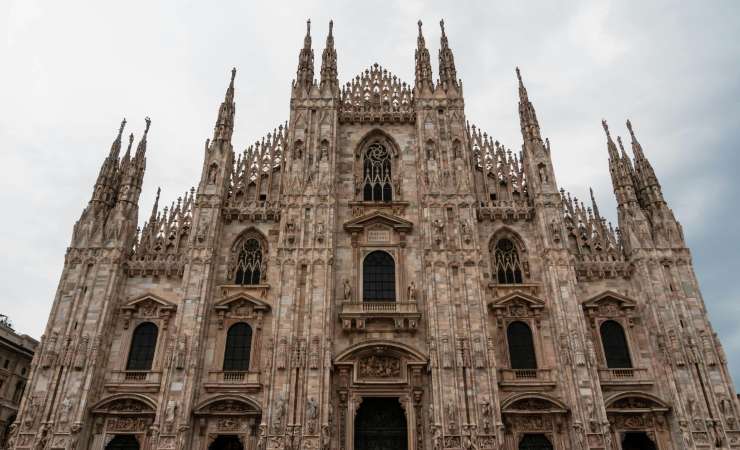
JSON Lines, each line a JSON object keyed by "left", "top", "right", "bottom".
{"left": 320, "top": 20, "right": 338, "bottom": 94}
{"left": 438, "top": 19, "right": 458, "bottom": 90}
{"left": 295, "top": 18, "right": 315, "bottom": 92}
{"left": 414, "top": 20, "right": 433, "bottom": 93}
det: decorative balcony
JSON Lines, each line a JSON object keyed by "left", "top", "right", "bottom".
{"left": 498, "top": 368, "right": 556, "bottom": 389}
{"left": 104, "top": 370, "right": 162, "bottom": 393}
{"left": 339, "top": 301, "right": 421, "bottom": 332}
{"left": 597, "top": 367, "right": 653, "bottom": 387}
{"left": 203, "top": 371, "right": 262, "bottom": 392}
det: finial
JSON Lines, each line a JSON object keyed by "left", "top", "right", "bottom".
{"left": 329, "top": 19, "right": 333, "bottom": 36}
{"left": 307, "top": 18, "right": 311, "bottom": 34}
{"left": 617, "top": 135, "right": 625, "bottom": 151}
{"left": 418, "top": 20, "right": 423, "bottom": 34}
{"left": 118, "top": 118, "right": 127, "bottom": 137}
{"left": 144, "top": 116, "right": 151, "bottom": 135}
{"left": 440, "top": 19, "right": 445, "bottom": 34}
{"left": 231, "top": 67, "right": 236, "bottom": 83}
{"left": 626, "top": 119, "right": 635, "bottom": 138}
{"left": 127, "top": 133, "right": 134, "bottom": 149}
{"left": 515, "top": 67, "right": 522, "bottom": 82}
{"left": 601, "top": 119, "right": 610, "bottom": 136}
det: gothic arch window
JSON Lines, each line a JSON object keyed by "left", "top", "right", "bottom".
{"left": 600, "top": 320, "right": 632, "bottom": 368}
{"left": 362, "top": 142, "right": 393, "bottom": 202}
{"left": 363, "top": 251, "right": 396, "bottom": 302}
{"left": 519, "top": 434, "right": 553, "bottom": 450}
{"left": 493, "top": 238, "right": 524, "bottom": 284}
{"left": 223, "top": 322, "right": 253, "bottom": 371}
{"left": 106, "top": 435, "right": 140, "bottom": 450}
{"left": 233, "top": 234, "right": 264, "bottom": 285}
{"left": 507, "top": 321, "right": 537, "bottom": 370}
{"left": 126, "top": 322, "right": 158, "bottom": 371}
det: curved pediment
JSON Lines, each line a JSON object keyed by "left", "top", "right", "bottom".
{"left": 604, "top": 392, "right": 669, "bottom": 412}
{"left": 582, "top": 290, "right": 636, "bottom": 312}
{"left": 193, "top": 394, "right": 262, "bottom": 416}
{"left": 335, "top": 340, "right": 427, "bottom": 364}
{"left": 501, "top": 394, "right": 568, "bottom": 414}
{"left": 92, "top": 394, "right": 157, "bottom": 414}
{"left": 344, "top": 210, "right": 413, "bottom": 233}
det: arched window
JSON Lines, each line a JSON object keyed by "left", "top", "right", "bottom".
{"left": 126, "top": 322, "right": 158, "bottom": 371}
{"left": 362, "top": 142, "right": 393, "bottom": 202}
{"left": 106, "top": 434, "right": 140, "bottom": 450}
{"left": 600, "top": 320, "right": 632, "bottom": 368}
{"left": 235, "top": 237, "right": 263, "bottom": 285}
{"left": 507, "top": 321, "right": 537, "bottom": 370}
{"left": 223, "top": 323, "right": 253, "bottom": 372}
{"left": 363, "top": 251, "right": 396, "bottom": 302}
{"left": 493, "top": 238, "right": 523, "bottom": 284}
{"left": 519, "top": 434, "right": 553, "bottom": 450}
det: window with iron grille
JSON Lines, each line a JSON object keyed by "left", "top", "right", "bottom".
{"left": 494, "top": 238, "right": 523, "bottom": 284}
{"left": 235, "top": 238, "right": 263, "bottom": 285}
{"left": 600, "top": 320, "right": 632, "bottom": 368}
{"left": 362, "top": 142, "right": 393, "bottom": 202}
{"left": 507, "top": 321, "right": 537, "bottom": 369}
{"left": 223, "top": 322, "right": 253, "bottom": 371}
{"left": 363, "top": 251, "right": 396, "bottom": 302}
{"left": 126, "top": 322, "right": 158, "bottom": 371}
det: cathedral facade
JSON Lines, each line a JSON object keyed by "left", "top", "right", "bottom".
{"left": 7, "top": 19, "right": 740, "bottom": 450}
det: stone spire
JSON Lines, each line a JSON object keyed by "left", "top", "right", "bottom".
{"left": 438, "top": 19, "right": 458, "bottom": 90}
{"left": 414, "top": 20, "right": 433, "bottom": 93}
{"left": 295, "top": 19, "right": 315, "bottom": 92}
{"left": 626, "top": 119, "right": 665, "bottom": 207}
{"left": 320, "top": 20, "right": 339, "bottom": 94}
{"left": 516, "top": 68, "right": 542, "bottom": 143}
{"left": 117, "top": 117, "right": 150, "bottom": 206}
{"left": 91, "top": 118, "right": 126, "bottom": 206}
{"left": 213, "top": 68, "right": 236, "bottom": 144}
{"left": 603, "top": 120, "right": 638, "bottom": 209}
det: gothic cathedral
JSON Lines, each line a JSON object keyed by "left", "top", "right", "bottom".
{"left": 7, "top": 20, "right": 740, "bottom": 450}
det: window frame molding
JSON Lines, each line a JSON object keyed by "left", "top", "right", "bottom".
{"left": 489, "top": 228, "right": 530, "bottom": 284}
{"left": 354, "top": 130, "right": 402, "bottom": 203}
{"left": 228, "top": 228, "right": 269, "bottom": 285}
{"left": 118, "top": 294, "right": 177, "bottom": 373}
{"left": 212, "top": 293, "right": 270, "bottom": 375}
{"left": 581, "top": 291, "right": 639, "bottom": 370}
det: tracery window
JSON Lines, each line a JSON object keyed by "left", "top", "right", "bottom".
{"left": 234, "top": 238, "right": 263, "bottom": 285}
{"left": 126, "top": 322, "right": 158, "bottom": 371}
{"left": 600, "top": 320, "right": 632, "bottom": 368}
{"left": 362, "top": 142, "right": 393, "bottom": 202}
{"left": 223, "top": 322, "right": 253, "bottom": 372}
{"left": 507, "top": 321, "right": 537, "bottom": 369}
{"left": 494, "top": 238, "right": 524, "bottom": 284}
{"left": 362, "top": 251, "right": 396, "bottom": 302}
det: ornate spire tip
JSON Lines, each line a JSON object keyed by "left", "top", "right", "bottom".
{"left": 329, "top": 19, "right": 333, "bottom": 35}
{"left": 231, "top": 67, "right": 237, "bottom": 82}
{"left": 515, "top": 67, "right": 522, "bottom": 82}
{"left": 144, "top": 116, "right": 151, "bottom": 134}
{"left": 440, "top": 19, "right": 445, "bottom": 33}
{"left": 601, "top": 119, "right": 610, "bottom": 135}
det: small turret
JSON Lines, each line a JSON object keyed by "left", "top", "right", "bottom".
{"left": 517, "top": 68, "right": 542, "bottom": 143}
{"left": 414, "top": 20, "right": 433, "bottom": 94}
{"left": 212, "top": 68, "right": 236, "bottom": 145}
{"left": 626, "top": 119, "right": 665, "bottom": 208}
{"left": 438, "top": 19, "right": 459, "bottom": 92}
{"left": 295, "top": 19, "right": 315, "bottom": 94}
{"left": 319, "top": 20, "right": 339, "bottom": 95}
{"left": 91, "top": 119, "right": 126, "bottom": 207}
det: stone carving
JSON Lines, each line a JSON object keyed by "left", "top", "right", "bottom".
{"left": 73, "top": 334, "right": 88, "bottom": 370}
{"left": 306, "top": 397, "right": 319, "bottom": 433}
{"left": 358, "top": 355, "right": 401, "bottom": 378}
{"left": 174, "top": 336, "right": 187, "bottom": 369}
{"left": 343, "top": 279, "right": 351, "bottom": 301}
{"left": 407, "top": 281, "right": 417, "bottom": 301}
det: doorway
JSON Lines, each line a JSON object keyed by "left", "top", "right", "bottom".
{"left": 209, "top": 435, "right": 244, "bottom": 450}
{"left": 106, "top": 435, "right": 140, "bottom": 450}
{"left": 354, "top": 397, "right": 407, "bottom": 450}
{"left": 622, "top": 432, "right": 658, "bottom": 450}
{"left": 519, "top": 434, "right": 553, "bottom": 450}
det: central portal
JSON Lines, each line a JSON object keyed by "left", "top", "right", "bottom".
{"left": 354, "top": 397, "right": 408, "bottom": 450}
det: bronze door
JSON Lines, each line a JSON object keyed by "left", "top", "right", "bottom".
{"left": 354, "top": 397, "right": 407, "bottom": 450}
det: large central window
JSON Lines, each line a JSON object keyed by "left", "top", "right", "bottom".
{"left": 493, "top": 238, "right": 524, "bottom": 284}
{"left": 363, "top": 251, "right": 396, "bottom": 302}
{"left": 234, "top": 238, "right": 263, "bottom": 285}
{"left": 362, "top": 142, "right": 393, "bottom": 202}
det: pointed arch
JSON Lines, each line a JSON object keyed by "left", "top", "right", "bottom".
{"left": 490, "top": 228, "right": 527, "bottom": 284}
{"left": 230, "top": 228, "right": 268, "bottom": 285}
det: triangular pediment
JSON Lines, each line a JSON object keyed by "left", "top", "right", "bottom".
{"left": 121, "top": 293, "right": 177, "bottom": 312}
{"left": 582, "top": 290, "right": 636, "bottom": 310}
{"left": 214, "top": 292, "right": 271, "bottom": 312}
{"left": 344, "top": 210, "right": 413, "bottom": 232}
{"left": 489, "top": 290, "right": 545, "bottom": 311}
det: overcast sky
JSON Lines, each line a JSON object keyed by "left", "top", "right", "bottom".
{"left": 1, "top": 0, "right": 739, "bottom": 384}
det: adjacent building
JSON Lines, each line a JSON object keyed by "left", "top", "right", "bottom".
{"left": 8, "top": 19, "right": 740, "bottom": 450}
{"left": 0, "top": 315, "right": 37, "bottom": 448}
